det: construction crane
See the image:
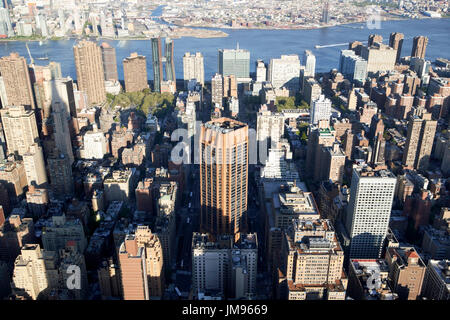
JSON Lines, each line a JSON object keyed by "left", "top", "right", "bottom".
{"left": 25, "top": 41, "right": 34, "bottom": 65}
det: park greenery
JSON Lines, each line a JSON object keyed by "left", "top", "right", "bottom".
{"left": 107, "top": 89, "right": 175, "bottom": 119}
{"left": 275, "top": 93, "right": 310, "bottom": 112}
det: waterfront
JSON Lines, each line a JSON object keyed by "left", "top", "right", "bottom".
{"left": 0, "top": 18, "right": 448, "bottom": 82}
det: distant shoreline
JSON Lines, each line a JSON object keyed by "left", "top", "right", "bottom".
{"left": 165, "top": 15, "right": 450, "bottom": 31}
{"left": 0, "top": 16, "right": 447, "bottom": 43}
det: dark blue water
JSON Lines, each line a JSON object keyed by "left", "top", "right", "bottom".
{"left": 0, "top": 18, "right": 449, "bottom": 82}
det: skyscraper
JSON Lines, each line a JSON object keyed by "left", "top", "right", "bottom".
{"left": 100, "top": 42, "right": 118, "bottom": 81}
{"left": 303, "top": 50, "right": 316, "bottom": 78}
{"left": 361, "top": 43, "right": 397, "bottom": 74}
{"left": 165, "top": 38, "right": 176, "bottom": 82}
{"left": 211, "top": 73, "right": 223, "bottom": 108}
{"left": 310, "top": 95, "right": 332, "bottom": 125}
{"left": 321, "top": 1, "right": 330, "bottom": 24}
{"left": 223, "top": 75, "right": 237, "bottom": 98}
{"left": 389, "top": 32, "right": 404, "bottom": 64}
{"left": 23, "top": 143, "right": 47, "bottom": 187}
{"left": 339, "top": 50, "right": 368, "bottom": 83}
{"left": 183, "top": 52, "right": 204, "bottom": 87}
{"left": 123, "top": 52, "right": 148, "bottom": 93}
{"left": 255, "top": 60, "right": 267, "bottom": 82}
{"left": 119, "top": 225, "right": 165, "bottom": 300}
{"left": 47, "top": 153, "right": 74, "bottom": 197}
{"left": 52, "top": 100, "right": 74, "bottom": 165}
{"left": 151, "top": 37, "right": 163, "bottom": 93}
{"left": 402, "top": 112, "right": 437, "bottom": 170}
{"left": 279, "top": 218, "right": 346, "bottom": 300}
{"left": 0, "top": 52, "right": 35, "bottom": 108}
{"left": 11, "top": 244, "right": 50, "bottom": 300}
{"left": 192, "top": 233, "right": 258, "bottom": 299}
{"left": 0, "top": 105, "right": 39, "bottom": 156}
{"left": 151, "top": 37, "right": 176, "bottom": 93}
{"left": 0, "top": 8, "right": 14, "bottom": 37}
{"left": 200, "top": 118, "right": 248, "bottom": 239}
{"left": 218, "top": 45, "right": 250, "bottom": 79}
{"left": 345, "top": 165, "right": 396, "bottom": 259}
{"left": 368, "top": 34, "right": 383, "bottom": 47}
{"left": 73, "top": 40, "right": 106, "bottom": 106}
{"left": 411, "top": 36, "right": 428, "bottom": 59}
{"left": 268, "top": 55, "right": 301, "bottom": 93}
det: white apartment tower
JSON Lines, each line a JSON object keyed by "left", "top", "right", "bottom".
{"left": 192, "top": 233, "right": 258, "bottom": 299}
{"left": 345, "top": 165, "right": 397, "bottom": 259}
{"left": 23, "top": 143, "right": 48, "bottom": 187}
{"left": 183, "top": 52, "right": 205, "bottom": 87}
{"left": 310, "top": 95, "right": 332, "bottom": 125}
{"left": 256, "top": 60, "right": 267, "bottom": 82}
{"left": 268, "top": 55, "right": 301, "bottom": 93}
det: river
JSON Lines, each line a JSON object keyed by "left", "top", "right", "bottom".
{"left": 0, "top": 17, "right": 448, "bottom": 82}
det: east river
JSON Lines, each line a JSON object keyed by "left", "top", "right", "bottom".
{"left": 0, "top": 18, "right": 448, "bottom": 81}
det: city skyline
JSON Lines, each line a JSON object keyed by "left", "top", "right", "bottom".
{"left": 0, "top": 3, "right": 449, "bottom": 306}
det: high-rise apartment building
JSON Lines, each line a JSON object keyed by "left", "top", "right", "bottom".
{"left": 368, "top": 34, "right": 383, "bottom": 47}
{"left": 23, "top": 143, "right": 47, "bottom": 187}
{"left": 266, "top": 182, "right": 320, "bottom": 269}
{"left": 256, "top": 60, "right": 267, "bottom": 82}
{"left": 279, "top": 218, "right": 346, "bottom": 300}
{"left": 223, "top": 75, "right": 237, "bottom": 98}
{"left": 73, "top": 40, "right": 106, "bottom": 106}
{"left": 402, "top": 112, "right": 437, "bottom": 171}
{"left": 119, "top": 225, "right": 165, "bottom": 300}
{"left": 268, "top": 55, "right": 301, "bottom": 93}
{"left": 11, "top": 244, "right": 51, "bottom": 300}
{"left": 183, "top": 52, "right": 204, "bottom": 87}
{"left": 218, "top": 45, "right": 250, "bottom": 79}
{"left": 0, "top": 8, "right": 14, "bottom": 37}
{"left": 385, "top": 246, "right": 426, "bottom": 300}
{"left": 389, "top": 32, "right": 404, "bottom": 64}
{"left": 303, "top": 78, "right": 322, "bottom": 106}
{"left": 361, "top": 43, "right": 397, "bottom": 74}
{"left": 192, "top": 233, "right": 258, "bottom": 299}
{"left": 421, "top": 259, "right": 450, "bottom": 300}
{"left": 320, "top": 142, "right": 346, "bottom": 184}
{"left": 0, "top": 52, "right": 35, "bottom": 108}
{"left": 47, "top": 153, "right": 74, "bottom": 197}
{"left": 82, "top": 125, "right": 107, "bottom": 160}
{"left": 211, "top": 73, "right": 223, "bottom": 108}
{"left": 339, "top": 50, "right": 368, "bottom": 83}
{"left": 11, "top": 243, "right": 88, "bottom": 300}
{"left": 411, "top": 36, "right": 428, "bottom": 59}
{"left": 100, "top": 42, "right": 118, "bottom": 81}
{"left": 41, "top": 213, "right": 87, "bottom": 253}
{"left": 123, "top": 52, "right": 148, "bottom": 93}
{"left": 200, "top": 118, "right": 248, "bottom": 238}
{"left": 303, "top": 50, "right": 316, "bottom": 78}
{"left": 305, "top": 120, "right": 336, "bottom": 178}
{"left": 256, "top": 110, "right": 285, "bottom": 151}
{"left": 345, "top": 165, "right": 396, "bottom": 259}
{"left": 97, "top": 258, "right": 122, "bottom": 299}
{"left": 310, "top": 95, "right": 332, "bottom": 125}
{"left": 0, "top": 105, "right": 39, "bottom": 156}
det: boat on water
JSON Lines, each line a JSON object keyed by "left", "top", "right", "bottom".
{"left": 35, "top": 55, "right": 49, "bottom": 60}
